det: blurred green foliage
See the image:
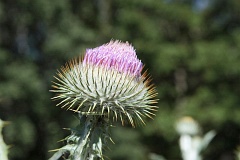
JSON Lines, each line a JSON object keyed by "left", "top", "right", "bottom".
{"left": 0, "top": 0, "right": 240, "bottom": 159}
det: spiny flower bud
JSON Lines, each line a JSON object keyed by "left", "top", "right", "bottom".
{"left": 51, "top": 40, "right": 158, "bottom": 126}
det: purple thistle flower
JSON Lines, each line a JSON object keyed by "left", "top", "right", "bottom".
{"left": 51, "top": 40, "right": 158, "bottom": 127}
{"left": 83, "top": 40, "right": 143, "bottom": 77}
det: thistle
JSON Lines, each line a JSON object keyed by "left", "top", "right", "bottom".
{"left": 50, "top": 40, "right": 158, "bottom": 160}
{"left": 176, "top": 117, "right": 216, "bottom": 160}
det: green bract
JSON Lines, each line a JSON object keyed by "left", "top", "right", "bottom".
{"left": 51, "top": 59, "right": 157, "bottom": 127}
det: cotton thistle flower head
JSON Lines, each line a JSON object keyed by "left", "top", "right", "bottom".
{"left": 51, "top": 40, "right": 158, "bottom": 127}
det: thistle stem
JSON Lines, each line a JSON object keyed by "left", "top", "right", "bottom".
{"left": 49, "top": 113, "right": 109, "bottom": 160}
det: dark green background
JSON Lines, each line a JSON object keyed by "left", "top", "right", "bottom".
{"left": 0, "top": 0, "right": 240, "bottom": 159}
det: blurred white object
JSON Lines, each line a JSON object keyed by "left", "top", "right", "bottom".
{"left": 176, "top": 117, "right": 216, "bottom": 160}
{"left": 149, "top": 153, "right": 166, "bottom": 160}
{"left": 176, "top": 116, "right": 200, "bottom": 135}
{"left": 0, "top": 119, "right": 9, "bottom": 160}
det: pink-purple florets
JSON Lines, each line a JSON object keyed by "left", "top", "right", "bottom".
{"left": 83, "top": 40, "right": 143, "bottom": 77}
